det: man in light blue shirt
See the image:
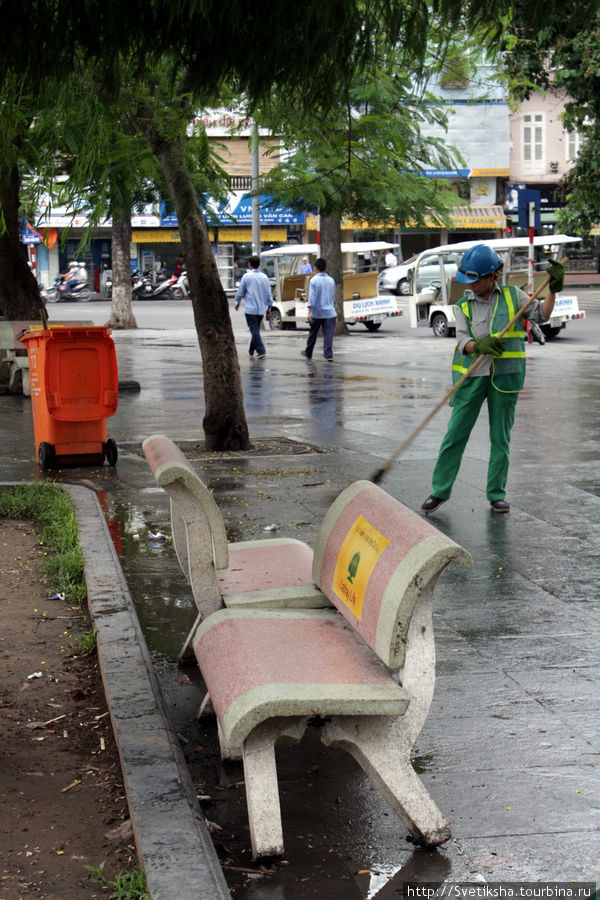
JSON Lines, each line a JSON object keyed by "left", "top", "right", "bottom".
{"left": 234, "top": 256, "right": 272, "bottom": 359}
{"left": 300, "top": 257, "right": 313, "bottom": 274}
{"left": 301, "top": 257, "right": 336, "bottom": 361}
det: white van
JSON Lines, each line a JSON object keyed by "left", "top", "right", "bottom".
{"left": 386, "top": 235, "right": 585, "bottom": 339}
{"left": 261, "top": 242, "right": 402, "bottom": 332}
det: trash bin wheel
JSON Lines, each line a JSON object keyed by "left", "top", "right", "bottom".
{"left": 104, "top": 438, "right": 118, "bottom": 466}
{"left": 38, "top": 442, "right": 54, "bottom": 469}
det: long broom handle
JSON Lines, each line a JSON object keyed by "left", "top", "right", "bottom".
{"left": 371, "top": 268, "right": 557, "bottom": 482}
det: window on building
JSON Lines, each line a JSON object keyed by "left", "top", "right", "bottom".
{"left": 522, "top": 113, "right": 544, "bottom": 170}
{"left": 566, "top": 130, "right": 583, "bottom": 162}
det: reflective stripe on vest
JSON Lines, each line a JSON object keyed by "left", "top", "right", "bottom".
{"left": 451, "top": 286, "right": 526, "bottom": 389}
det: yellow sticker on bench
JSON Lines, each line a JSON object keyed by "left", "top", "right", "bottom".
{"left": 332, "top": 515, "right": 390, "bottom": 619}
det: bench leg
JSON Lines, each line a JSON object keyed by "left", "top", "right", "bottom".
{"left": 399, "top": 591, "right": 436, "bottom": 748}
{"left": 321, "top": 716, "right": 451, "bottom": 847}
{"left": 197, "top": 691, "right": 214, "bottom": 718}
{"left": 243, "top": 722, "right": 284, "bottom": 859}
{"left": 179, "top": 611, "right": 202, "bottom": 661}
{"left": 241, "top": 718, "right": 308, "bottom": 859}
{"left": 170, "top": 502, "right": 190, "bottom": 578}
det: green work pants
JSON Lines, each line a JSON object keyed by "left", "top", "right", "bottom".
{"left": 431, "top": 375, "right": 519, "bottom": 502}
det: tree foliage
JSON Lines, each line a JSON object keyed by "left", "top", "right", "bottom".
{"left": 255, "top": 39, "right": 469, "bottom": 327}
{"left": 1, "top": 0, "right": 548, "bottom": 443}
{"left": 503, "top": 1, "right": 600, "bottom": 233}
{"left": 259, "top": 65, "right": 462, "bottom": 227}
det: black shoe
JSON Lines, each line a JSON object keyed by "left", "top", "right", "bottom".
{"left": 301, "top": 350, "right": 311, "bottom": 359}
{"left": 421, "top": 495, "right": 446, "bottom": 513}
{"left": 490, "top": 499, "right": 510, "bottom": 514}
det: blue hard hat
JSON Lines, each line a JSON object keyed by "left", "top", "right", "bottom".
{"left": 456, "top": 245, "right": 503, "bottom": 283}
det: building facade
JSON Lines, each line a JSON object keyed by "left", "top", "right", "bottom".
{"left": 506, "top": 87, "right": 597, "bottom": 271}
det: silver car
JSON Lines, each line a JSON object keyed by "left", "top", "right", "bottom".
{"left": 378, "top": 253, "right": 460, "bottom": 296}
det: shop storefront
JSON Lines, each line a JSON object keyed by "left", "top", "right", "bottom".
{"left": 304, "top": 195, "right": 507, "bottom": 263}
{"left": 506, "top": 181, "right": 599, "bottom": 273}
{"left": 149, "top": 195, "right": 305, "bottom": 288}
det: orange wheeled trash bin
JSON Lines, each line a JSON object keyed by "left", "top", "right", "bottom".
{"left": 20, "top": 325, "right": 119, "bottom": 469}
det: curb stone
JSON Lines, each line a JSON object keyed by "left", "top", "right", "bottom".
{"left": 3, "top": 481, "right": 231, "bottom": 900}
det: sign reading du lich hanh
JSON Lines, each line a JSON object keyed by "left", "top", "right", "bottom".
{"left": 160, "top": 193, "right": 305, "bottom": 227}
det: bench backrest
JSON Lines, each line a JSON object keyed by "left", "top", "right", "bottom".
{"left": 142, "top": 433, "right": 229, "bottom": 573}
{"left": 312, "top": 480, "right": 472, "bottom": 670}
{"left": 342, "top": 271, "right": 378, "bottom": 301}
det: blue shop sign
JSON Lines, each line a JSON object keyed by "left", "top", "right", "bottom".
{"left": 160, "top": 194, "right": 304, "bottom": 227}
{"left": 417, "top": 168, "right": 472, "bottom": 179}
{"left": 218, "top": 194, "right": 305, "bottom": 225}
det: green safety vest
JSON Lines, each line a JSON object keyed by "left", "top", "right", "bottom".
{"left": 451, "top": 285, "right": 527, "bottom": 394}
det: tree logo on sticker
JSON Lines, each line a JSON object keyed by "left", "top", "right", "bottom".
{"left": 347, "top": 552, "right": 361, "bottom": 583}
{"left": 333, "top": 515, "right": 389, "bottom": 620}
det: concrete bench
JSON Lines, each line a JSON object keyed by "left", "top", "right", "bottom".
{"left": 192, "top": 479, "right": 472, "bottom": 858}
{"left": 0, "top": 319, "right": 93, "bottom": 395}
{"left": 142, "top": 434, "right": 328, "bottom": 655}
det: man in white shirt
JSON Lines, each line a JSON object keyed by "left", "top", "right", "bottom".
{"left": 385, "top": 249, "right": 398, "bottom": 267}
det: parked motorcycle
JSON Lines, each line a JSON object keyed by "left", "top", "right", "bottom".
{"left": 146, "top": 273, "right": 178, "bottom": 300}
{"left": 170, "top": 270, "right": 190, "bottom": 300}
{"left": 131, "top": 271, "right": 154, "bottom": 299}
{"left": 43, "top": 275, "right": 92, "bottom": 303}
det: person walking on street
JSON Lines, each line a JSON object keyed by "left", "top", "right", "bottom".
{"left": 301, "top": 258, "right": 336, "bottom": 361}
{"left": 421, "top": 244, "right": 564, "bottom": 515}
{"left": 234, "top": 256, "right": 272, "bottom": 359}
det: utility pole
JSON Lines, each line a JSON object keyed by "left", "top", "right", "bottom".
{"left": 251, "top": 121, "right": 261, "bottom": 257}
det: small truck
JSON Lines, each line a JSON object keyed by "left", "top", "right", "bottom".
{"left": 401, "top": 234, "right": 586, "bottom": 339}
{"left": 260, "top": 242, "right": 403, "bottom": 332}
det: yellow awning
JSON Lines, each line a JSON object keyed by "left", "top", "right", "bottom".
{"left": 131, "top": 229, "right": 181, "bottom": 243}
{"left": 131, "top": 227, "right": 288, "bottom": 243}
{"left": 447, "top": 206, "right": 506, "bottom": 229}
{"left": 218, "top": 227, "right": 287, "bottom": 242}
{"left": 306, "top": 206, "right": 506, "bottom": 232}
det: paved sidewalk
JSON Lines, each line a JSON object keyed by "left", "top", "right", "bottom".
{"left": 1, "top": 316, "right": 599, "bottom": 896}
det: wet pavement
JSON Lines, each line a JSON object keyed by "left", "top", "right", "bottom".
{"left": 1, "top": 301, "right": 599, "bottom": 896}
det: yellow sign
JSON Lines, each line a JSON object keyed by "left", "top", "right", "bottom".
{"left": 131, "top": 229, "right": 181, "bottom": 243}
{"left": 131, "top": 227, "right": 287, "bottom": 243}
{"left": 332, "top": 515, "right": 389, "bottom": 619}
{"left": 470, "top": 168, "right": 510, "bottom": 178}
{"left": 219, "top": 227, "right": 287, "bottom": 242}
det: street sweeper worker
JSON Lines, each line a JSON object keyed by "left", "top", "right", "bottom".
{"left": 421, "top": 245, "right": 564, "bottom": 515}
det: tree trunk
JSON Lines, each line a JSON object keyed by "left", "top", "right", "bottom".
{"left": 146, "top": 132, "right": 251, "bottom": 451}
{"left": 320, "top": 213, "right": 349, "bottom": 336}
{"left": 0, "top": 163, "right": 45, "bottom": 320}
{"left": 105, "top": 208, "right": 137, "bottom": 329}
